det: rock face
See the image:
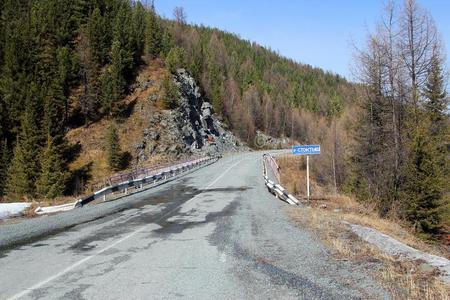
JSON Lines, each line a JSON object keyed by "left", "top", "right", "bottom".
{"left": 135, "top": 69, "right": 247, "bottom": 162}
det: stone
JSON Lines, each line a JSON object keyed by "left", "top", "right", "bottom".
{"left": 134, "top": 140, "right": 145, "bottom": 150}
{"left": 147, "top": 142, "right": 156, "bottom": 154}
{"left": 169, "top": 144, "right": 179, "bottom": 154}
{"left": 201, "top": 101, "right": 213, "bottom": 117}
{"left": 157, "top": 145, "right": 168, "bottom": 153}
{"left": 146, "top": 131, "right": 160, "bottom": 141}
{"left": 148, "top": 94, "right": 158, "bottom": 102}
{"left": 417, "top": 263, "right": 436, "bottom": 274}
{"left": 141, "top": 80, "right": 153, "bottom": 90}
{"left": 134, "top": 140, "right": 147, "bottom": 162}
{"left": 181, "top": 125, "right": 192, "bottom": 138}
{"left": 254, "top": 130, "right": 291, "bottom": 149}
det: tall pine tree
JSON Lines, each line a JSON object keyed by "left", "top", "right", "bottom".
{"left": 422, "top": 47, "right": 450, "bottom": 234}
{"left": 145, "top": 9, "right": 162, "bottom": 58}
{"left": 87, "top": 7, "right": 108, "bottom": 66}
{"left": 401, "top": 115, "right": 444, "bottom": 238}
{"left": 423, "top": 49, "right": 448, "bottom": 134}
{"left": 101, "top": 40, "right": 125, "bottom": 116}
{"left": 0, "top": 139, "right": 9, "bottom": 197}
{"left": 6, "top": 101, "right": 40, "bottom": 199}
{"left": 106, "top": 124, "right": 122, "bottom": 171}
{"left": 36, "top": 134, "right": 66, "bottom": 199}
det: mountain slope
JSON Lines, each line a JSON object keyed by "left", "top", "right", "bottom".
{"left": 165, "top": 21, "right": 356, "bottom": 144}
{"left": 0, "top": 1, "right": 355, "bottom": 200}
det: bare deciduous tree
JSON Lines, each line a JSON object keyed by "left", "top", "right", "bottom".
{"left": 399, "top": 0, "right": 438, "bottom": 108}
{"left": 173, "top": 6, "right": 187, "bottom": 25}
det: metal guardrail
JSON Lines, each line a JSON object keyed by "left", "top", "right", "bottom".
{"left": 75, "top": 156, "right": 218, "bottom": 208}
{"left": 264, "top": 154, "right": 280, "bottom": 183}
{"left": 262, "top": 154, "right": 299, "bottom": 205}
{"left": 93, "top": 156, "right": 205, "bottom": 190}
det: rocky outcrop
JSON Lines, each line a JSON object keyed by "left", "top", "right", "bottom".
{"left": 134, "top": 69, "right": 247, "bottom": 162}
{"left": 254, "top": 130, "right": 290, "bottom": 149}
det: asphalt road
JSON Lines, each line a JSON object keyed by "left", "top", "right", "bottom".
{"left": 0, "top": 152, "right": 388, "bottom": 300}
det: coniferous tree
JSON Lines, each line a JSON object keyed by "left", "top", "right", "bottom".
{"left": 0, "top": 95, "right": 5, "bottom": 143}
{"left": 43, "top": 72, "right": 67, "bottom": 136}
{"left": 0, "top": 8, "right": 28, "bottom": 136}
{"left": 101, "top": 40, "right": 125, "bottom": 116}
{"left": 78, "top": 29, "right": 98, "bottom": 124}
{"left": 106, "top": 124, "right": 122, "bottom": 171}
{"left": 401, "top": 115, "right": 444, "bottom": 238}
{"left": 111, "top": 40, "right": 125, "bottom": 99}
{"left": 131, "top": 2, "right": 146, "bottom": 62}
{"left": 422, "top": 47, "right": 450, "bottom": 233}
{"left": 145, "top": 9, "right": 162, "bottom": 58}
{"left": 350, "top": 36, "right": 397, "bottom": 214}
{"left": 100, "top": 70, "right": 114, "bottom": 115}
{"left": 0, "top": 139, "right": 9, "bottom": 197}
{"left": 205, "top": 57, "right": 223, "bottom": 114}
{"left": 160, "top": 29, "right": 174, "bottom": 58}
{"left": 161, "top": 73, "right": 179, "bottom": 109}
{"left": 6, "top": 104, "right": 40, "bottom": 199}
{"left": 56, "top": 46, "right": 72, "bottom": 123}
{"left": 423, "top": 49, "right": 448, "bottom": 134}
{"left": 36, "top": 134, "right": 66, "bottom": 199}
{"left": 87, "top": 7, "right": 108, "bottom": 65}
{"left": 112, "top": 3, "right": 134, "bottom": 74}
{"left": 165, "top": 46, "right": 186, "bottom": 73}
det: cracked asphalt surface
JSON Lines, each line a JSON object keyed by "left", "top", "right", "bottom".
{"left": 0, "top": 152, "right": 389, "bottom": 299}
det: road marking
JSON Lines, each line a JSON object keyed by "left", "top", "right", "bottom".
{"left": 7, "top": 158, "right": 242, "bottom": 300}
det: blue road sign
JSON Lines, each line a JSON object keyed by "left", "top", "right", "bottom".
{"left": 292, "top": 145, "right": 321, "bottom": 155}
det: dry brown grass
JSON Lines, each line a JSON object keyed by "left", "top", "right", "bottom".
{"left": 67, "top": 59, "right": 172, "bottom": 193}
{"left": 277, "top": 155, "right": 448, "bottom": 257}
{"left": 277, "top": 155, "right": 325, "bottom": 196}
{"left": 288, "top": 207, "right": 450, "bottom": 299}
{"left": 278, "top": 155, "right": 450, "bottom": 298}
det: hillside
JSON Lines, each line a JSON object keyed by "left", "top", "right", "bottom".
{"left": 165, "top": 21, "right": 356, "bottom": 145}
{"left": 0, "top": 0, "right": 353, "bottom": 201}
{"left": 66, "top": 59, "right": 244, "bottom": 195}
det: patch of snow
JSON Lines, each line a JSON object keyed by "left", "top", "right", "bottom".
{"left": 346, "top": 222, "right": 450, "bottom": 284}
{"left": 0, "top": 203, "right": 31, "bottom": 220}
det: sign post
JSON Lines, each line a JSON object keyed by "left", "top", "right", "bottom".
{"left": 306, "top": 155, "right": 310, "bottom": 200}
{"left": 292, "top": 145, "right": 321, "bottom": 200}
